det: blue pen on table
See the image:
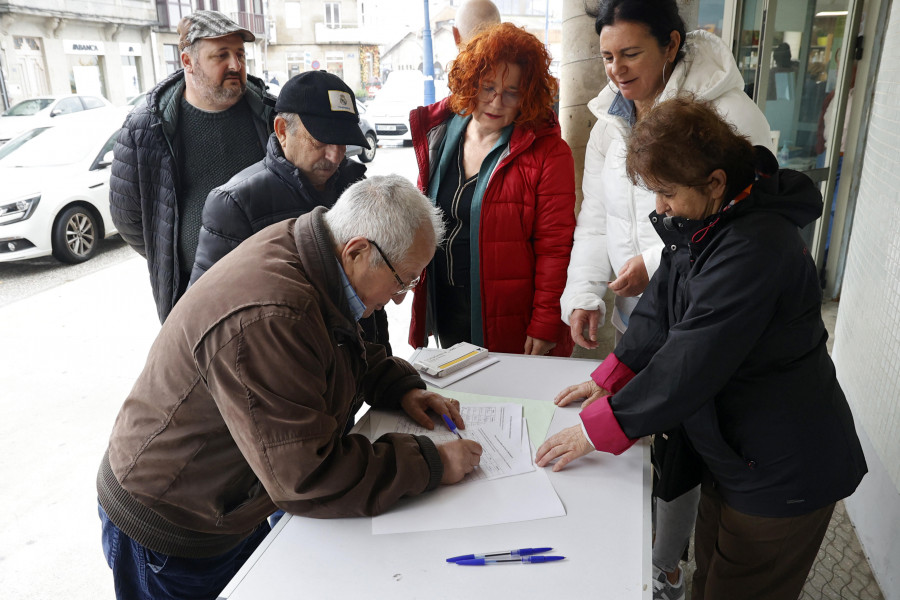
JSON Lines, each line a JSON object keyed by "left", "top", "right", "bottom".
{"left": 446, "top": 547, "right": 553, "bottom": 563}
{"left": 455, "top": 555, "right": 565, "bottom": 566}
{"left": 441, "top": 413, "right": 462, "bottom": 439}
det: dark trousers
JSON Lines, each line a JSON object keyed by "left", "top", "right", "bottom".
{"left": 692, "top": 483, "right": 834, "bottom": 600}
{"left": 99, "top": 503, "right": 270, "bottom": 600}
{"left": 434, "top": 280, "right": 471, "bottom": 348}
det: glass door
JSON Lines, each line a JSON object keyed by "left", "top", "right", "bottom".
{"left": 732, "top": 0, "right": 856, "bottom": 280}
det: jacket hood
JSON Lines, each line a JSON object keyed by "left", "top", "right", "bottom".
{"left": 588, "top": 30, "right": 746, "bottom": 119}
{"left": 656, "top": 146, "right": 823, "bottom": 243}
{"left": 748, "top": 147, "right": 823, "bottom": 228}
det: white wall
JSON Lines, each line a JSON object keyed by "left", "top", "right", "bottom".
{"left": 832, "top": 2, "right": 900, "bottom": 598}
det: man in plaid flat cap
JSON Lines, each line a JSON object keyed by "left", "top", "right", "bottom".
{"left": 109, "top": 10, "right": 276, "bottom": 324}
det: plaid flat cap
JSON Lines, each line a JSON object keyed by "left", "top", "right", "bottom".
{"left": 179, "top": 10, "right": 254, "bottom": 50}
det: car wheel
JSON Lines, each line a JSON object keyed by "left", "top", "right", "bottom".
{"left": 359, "top": 132, "right": 377, "bottom": 163}
{"left": 52, "top": 205, "right": 99, "bottom": 264}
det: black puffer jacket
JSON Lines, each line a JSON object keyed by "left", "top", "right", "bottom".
{"left": 187, "top": 134, "right": 391, "bottom": 350}
{"left": 109, "top": 70, "right": 276, "bottom": 323}
{"left": 596, "top": 147, "right": 867, "bottom": 517}
{"left": 189, "top": 133, "right": 366, "bottom": 284}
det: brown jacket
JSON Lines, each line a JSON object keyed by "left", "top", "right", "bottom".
{"left": 97, "top": 208, "right": 442, "bottom": 558}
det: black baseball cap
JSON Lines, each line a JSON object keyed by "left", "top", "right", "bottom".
{"left": 275, "top": 71, "right": 369, "bottom": 148}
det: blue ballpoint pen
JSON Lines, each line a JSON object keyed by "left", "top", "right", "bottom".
{"left": 446, "top": 547, "right": 553, "bottom": 563}
{"left": 455, "top": 555, "right": 565, "bottom": 566}
{"left": 441, "top": 414, "right": 462, "bottom": 439}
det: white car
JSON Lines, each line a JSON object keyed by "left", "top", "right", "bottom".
{"left": 365, "top": 71, "right": 449, "bottom": 144}
{"left": 0, "top": 94, "right": 113, "bottom": 144}
{"left": 0, "top": 108, "right": 125, "bottom": 264}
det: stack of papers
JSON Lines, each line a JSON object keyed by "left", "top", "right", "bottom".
{"left": 369, "top": 403, "right": 533, "bottom": 483}
{"left": 359, "top": 391, "right": 567, "bottom": 534}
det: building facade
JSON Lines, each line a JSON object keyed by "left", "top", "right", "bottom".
{"left": 0, "top": 0, "right": 266, "bottom": 109}
{"left": 266, "top": 0, "right": 384, "bottom": 96}
{"left": 0, "top": 0, "right": 157, "bottom": 106}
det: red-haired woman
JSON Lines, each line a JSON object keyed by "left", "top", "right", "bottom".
{"left": 407, "top": 22, "right": 576, "bottom": 357}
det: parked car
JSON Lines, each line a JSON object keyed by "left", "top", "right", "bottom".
{"left": 345, "top": 102, "right": 378, "bottom": 163}
{"left": 125, "top": 92, "right": 148, "bottom": 110}
{"left": 0, "top": 108, "right": 124, "bottom": 264}
{"left": 0, "top": 94, "right": 113, "bottom": 144}
{"left": 365, "top": 71, "right": 449, "bottom": 144}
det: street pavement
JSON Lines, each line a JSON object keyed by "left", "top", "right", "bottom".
{"left": 0, "top": 146, "right": 421, "bottom": 598}
{"left": 0, "top": 256, "right": 158, "bottom": 599}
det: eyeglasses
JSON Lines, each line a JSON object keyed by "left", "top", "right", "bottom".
{"left": 478, "top": 84, "right": 521, "bottom": 107}
{"left": 368, "top": 240, "right": 420, "bottom": 295}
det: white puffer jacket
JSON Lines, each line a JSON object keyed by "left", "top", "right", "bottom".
{"left": 560, "top": 30, "right": 773, "bottom": 333}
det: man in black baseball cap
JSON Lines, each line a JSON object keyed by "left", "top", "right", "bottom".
{"left": 275, "top": 70, "right": 370, "bottom": 149}
{"left": 190, "top": 70, "right": 392, "bottom": 351}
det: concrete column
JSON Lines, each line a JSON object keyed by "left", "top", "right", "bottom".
{"left": 559, "top": 1, "right": 603, "bottom": 213}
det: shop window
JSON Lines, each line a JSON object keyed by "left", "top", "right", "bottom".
{"left": 67, "top": 54, "right": 109, "bottom": 99}
{"left": 122, "top": 56, "right": 144, "bottom": 97}
{"left": 325, "top": 52, "right": 344, "bottom": 79}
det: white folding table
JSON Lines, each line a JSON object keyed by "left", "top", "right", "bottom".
{"left": 218, "top": 353, "right": 651, "bottom": 600}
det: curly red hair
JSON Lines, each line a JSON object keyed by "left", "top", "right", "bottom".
{"left": 448, "top": 22, "right": 558, "bottom": 128}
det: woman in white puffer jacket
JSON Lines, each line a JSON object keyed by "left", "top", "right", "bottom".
{"left": 561, "top": 24, "right": 772, "bottom": 349}
{"left": 559, "top": 3, "right": 772, "bottom": 599}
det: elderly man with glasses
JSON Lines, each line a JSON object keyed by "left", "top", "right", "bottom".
{"left": 97, "top": 175, "right": 482, "bottom": 600}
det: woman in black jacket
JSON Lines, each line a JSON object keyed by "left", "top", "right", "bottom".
{"left": 536, "top": 96, "right": 867, "bottom": 600}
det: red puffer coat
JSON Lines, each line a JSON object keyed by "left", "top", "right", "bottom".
{"left": 408, "top": 99, "right": 575, "bottom": 357}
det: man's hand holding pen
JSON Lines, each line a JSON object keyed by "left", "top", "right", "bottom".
{"left": 400, "top": 389, "right": 482, "bottom": 484}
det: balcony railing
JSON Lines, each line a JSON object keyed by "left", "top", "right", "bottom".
{"left": 232, "top": 12, "right": 266, "bottom": 36}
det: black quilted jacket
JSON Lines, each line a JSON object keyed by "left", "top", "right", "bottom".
{"left": 187, "top": 134, "right": 392, "bottom": 352}
{"left": 109, "top": 69, "right": 276, "bottom": 323}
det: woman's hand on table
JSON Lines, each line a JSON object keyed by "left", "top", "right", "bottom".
{"left": 525, "top": 336, "right": 557, "bottom": 356}
{"left": 554, "top": 379, "right": 607, "bottom": 409}
{"left": 535, "top": 425, "right": 594, "bottom": 472}
{"left": 609, "top": 255, "right": 649, "bottom": 297}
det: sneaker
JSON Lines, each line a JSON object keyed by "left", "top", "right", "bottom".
{"left": 652, "top": 565, "right": 685, "bottom": 600}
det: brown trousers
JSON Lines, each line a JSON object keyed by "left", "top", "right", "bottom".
{"left": 692, "top": 483, "right": 834, "bottom": 600}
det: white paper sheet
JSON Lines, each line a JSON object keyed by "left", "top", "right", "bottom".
{"left": 371, "top": 462, "right": 566, "bottom": 535}
{"left": 370, "top": 405, "right": 533, "bottom": 482}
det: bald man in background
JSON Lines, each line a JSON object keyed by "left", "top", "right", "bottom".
{"left": 452, "top": 0, "right": 501, "bottom": 46}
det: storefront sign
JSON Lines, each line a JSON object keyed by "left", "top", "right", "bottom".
{"left": 64, "top": 40, "right": 105, "bottom": 55}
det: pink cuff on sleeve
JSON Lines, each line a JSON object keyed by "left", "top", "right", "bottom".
{"left": 580, "top": 396, "right": 637, "bottom": 456}
{"left": 591, "top": 353, "right": 636, "bottom": 394}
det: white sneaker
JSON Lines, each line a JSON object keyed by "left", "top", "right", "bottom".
{"left": 652, "top": 565, "right": 685, "bottom": 600}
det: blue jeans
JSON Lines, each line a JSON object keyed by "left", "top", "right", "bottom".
{"left": 99, "top": 503, "right": 270, "bottom": 600}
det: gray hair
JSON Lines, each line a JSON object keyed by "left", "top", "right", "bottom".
{"left": 324, "top": 175, "right": 446, "bottom": 267}
{"left": 278, "top": 112, "right": 302, "bottom": 135}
